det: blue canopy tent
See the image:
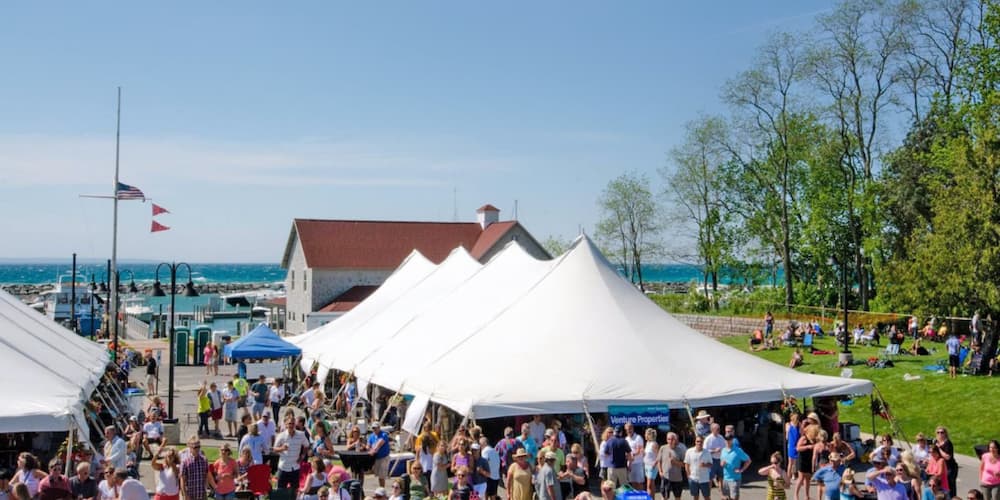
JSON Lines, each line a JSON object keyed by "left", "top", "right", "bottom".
{"left": 224, "top": 323, "right": 302, "bottom": 360}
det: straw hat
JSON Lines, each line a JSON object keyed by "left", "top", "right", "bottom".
{"left": 544, "top": 451, "right": 558, "bottom": 461}
{"left": 807, "top": 412, "right": 821, "bottom": 422}
{"left": 695, "top": 410, "right": 711, "bottom": 420}
{"left": 829, "top": 452, "right": 842, "bottom": 461}
{"left": 513, "top": 449, "right": 529, "bottom": 458}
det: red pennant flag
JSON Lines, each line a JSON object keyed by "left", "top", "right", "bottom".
{"left": 152, "top": 203, "right": 170, "bottom": 216}
{"left": 151, "top": 221, "right": 170, "bottom": 233}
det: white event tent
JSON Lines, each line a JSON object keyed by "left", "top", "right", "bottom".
{"left": 297, "top": 236, "right": 872, "bottom": 428}
{"left": 291, "top": 250, "right": 439, "bottom": 383}
{"left": 0, "top": 289, "right": 109, "bottom": 434}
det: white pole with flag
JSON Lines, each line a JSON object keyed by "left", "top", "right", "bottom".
{"left": 110, "top": 86, "right": 121, "bottom": 361}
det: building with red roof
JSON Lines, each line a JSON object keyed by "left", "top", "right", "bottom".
{"left": 279, "top": 204, "right": 549, "bottom": 333}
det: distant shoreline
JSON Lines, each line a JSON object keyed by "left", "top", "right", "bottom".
{"left": 1, "top": 281, "right": 281, "bottom": 301}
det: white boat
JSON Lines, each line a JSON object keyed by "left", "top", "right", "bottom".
{"left": 122, "top": 296, "right": 153, "bottom": 322}
{"left": 42, "top": 273, "right": 100, "bottom": 326}
{"left": 220, "top": 288, "right": 286, "bottom": 307}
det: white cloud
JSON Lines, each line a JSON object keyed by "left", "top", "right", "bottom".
{"left": 0, "top": 134, "right": 518, "bottom": 188}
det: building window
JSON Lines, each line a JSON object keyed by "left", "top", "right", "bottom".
{"left": 303, "top": 270, "right": 308, "bottom": 291}
{"left": 291, "top": 270, "right": 295, "bottom": 290}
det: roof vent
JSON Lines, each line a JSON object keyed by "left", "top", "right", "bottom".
{"left": 476, "top": 204, "right": 500, "bottom": 229}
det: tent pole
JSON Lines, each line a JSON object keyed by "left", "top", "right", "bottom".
{"left": 65, "top": 427, "right": 74, "bottom": 476}
{"left": 683, "top": 400, "right": 696, "bottom": 430}
{"left": 870, "top": 394, "right": 876, "bottom": 438}
{"left": 581, "top": 400, "right": 602, "bottom": 469}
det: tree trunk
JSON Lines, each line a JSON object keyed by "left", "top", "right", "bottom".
{"left": 711, "top": 270, "right": 719, "bottom": 310}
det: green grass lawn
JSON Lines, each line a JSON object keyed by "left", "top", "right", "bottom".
{"left": 718, "top": 334, "right": 999, "bottom": 455}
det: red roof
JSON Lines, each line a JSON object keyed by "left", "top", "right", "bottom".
{"left": 318, "top": 285, "right": 379, "bottom": 313}
{"left": 291, "top": 219, "right": 485, "bottom": 268}
{"left": 476, "top": 204, "right": 501, "bottom": 213}
{"left": 468, "top": 221, "right": 518, "bottom": 257}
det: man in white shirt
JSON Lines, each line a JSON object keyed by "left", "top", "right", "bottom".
{"left": 479, "top": 437, "right": 501, "bottom": 500}
{"left": 703, "top": 423, "right": 726, "bottom": 489}
{"left": 528, "top": 415, "right": 547, "bottom": 446}
{"left": 273, "top": 416, "right": 310, "bottom": 490}
{"left": 623, "top": 423, "right": 645, "bottom": 489}
{"left": 256, "top": 413, "right": 276, "bottom": 452}
{"left": 102, "top": 426, "right": 127, "bottom": 472}
{"left": 300, "top": 382, "right": 320, "bottom": 409}
{"left": 114, "top": 468, "right": 149, "bottom": 500}
{"left": 683, "top": 436, "right": 713, "bottom": 500}
{"left": 142, "top": 412, "right": 165, "bottom": 459}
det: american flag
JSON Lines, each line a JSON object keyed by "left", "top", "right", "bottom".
{"left": 116, "top": 182, "right": 145, "bottom": 200}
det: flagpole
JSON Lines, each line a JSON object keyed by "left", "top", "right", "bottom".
{"left": 110, "top": 86, "right": 121, "bottom": 361}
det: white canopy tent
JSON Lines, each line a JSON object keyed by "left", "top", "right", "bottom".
{"left": 313, "top": 246, "right": 483, "bottom": 376}
{"left": 351, "top": 242, "right": 559, "bottom": 391}
{"left": 298, "top": 236, "right": 872, "bottom": 427}
{"left": 291, "top": 250, "right": 438, "bottom": 384}
{"left": 0, "top": 290, "right": 109, "bottom": 433}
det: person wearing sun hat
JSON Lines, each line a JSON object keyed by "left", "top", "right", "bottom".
{"left": 814, "top": 453, "right": 844, "bottom": 500}
{"left": 694, "top": 411, "right": 712, "bottom": 438}
{"left": 506, "top": 449, "right": 533, "bottom": 500}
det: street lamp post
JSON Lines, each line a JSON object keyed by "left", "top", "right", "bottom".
{"left": 151, "top": 262, "right": 198, "bottom": 419}
{"left": 832, "top": 254, "right": 853, "bottom": 365}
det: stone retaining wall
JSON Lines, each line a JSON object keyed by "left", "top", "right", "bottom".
{"left": 673, "top": 313, "right": 796, "bottom": 338}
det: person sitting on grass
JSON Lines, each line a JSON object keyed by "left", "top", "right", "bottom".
{"left": 909, "top": 338, "right": 929, "bottom": 356}
{"left": 789, "top": 348, "right": 804, "bottom": 369}
{"left": 749, "top": 330, "right": 764, "bottom": 351}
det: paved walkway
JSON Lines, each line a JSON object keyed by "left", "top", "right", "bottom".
{"left": 129, "top": 364, "right": 988, "bottom": 499}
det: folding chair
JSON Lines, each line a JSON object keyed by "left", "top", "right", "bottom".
{"left": 246, "top": 464, "right": 272, "bottom": 499}
{"left": 802, "top": 333, "right": 815, "bottom": 351}
{"left": 879, "top": 343, "right": 900, "bottom": 360}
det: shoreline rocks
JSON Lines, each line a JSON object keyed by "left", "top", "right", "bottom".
{"left": 1, "top": 282, "right": 282, "bottom": 303}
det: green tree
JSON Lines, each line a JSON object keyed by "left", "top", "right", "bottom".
{"left": 722, "top": 32, "right": 812, "bottom": 308}
{"left": 595, "top": 172, "right": 663, "bottom": 291}
{"left": 541, "top": 235, "right": 572, "bottom": 257}
{"left": 880, "top": 0, "right": 1000, "bottom": 315}
{"left": 663, "top": 116, "right": 733, "bottom": 307}
{"left": 809, "top": 0, "right": 916, "bottom": 310}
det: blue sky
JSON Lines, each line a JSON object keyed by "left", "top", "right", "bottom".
{"left": 0, "top": 1, "right": 831, "bottom": 263}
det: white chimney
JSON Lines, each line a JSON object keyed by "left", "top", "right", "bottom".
{"left": 476, "top": 204, "right": 500, "bottom": 229}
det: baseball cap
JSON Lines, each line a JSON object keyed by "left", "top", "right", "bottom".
{"left": 471, "top": 443, "right": 480, "bottom": 450}
{"left": 373, "top": 488, "right": 387, "bottom": 498}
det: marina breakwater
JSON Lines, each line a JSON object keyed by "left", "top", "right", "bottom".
{"left": 2, "top": 282, "right": 279, "bottom": 303}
